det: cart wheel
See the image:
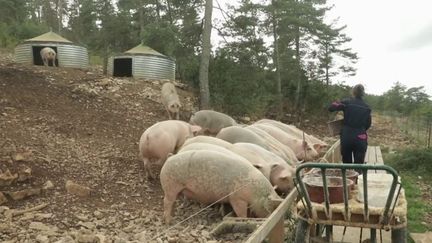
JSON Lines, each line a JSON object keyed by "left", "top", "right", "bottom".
{"left": 294, "top": 219, "right": 321, "bottom": 243}
{"left": 391, "top": 227, "right": 407, "bottom": 243}
{"left": 294, "top": 219, "right": 310, "bottom": 243}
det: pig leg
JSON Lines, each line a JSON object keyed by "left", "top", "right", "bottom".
{"left": 165, "top": 107, "right": 172, "bottom": 120}
{"left": 163, "top": 186, "right": 183, "bottom": 224}
{"left": 175, "top": 111, "right": 179, "bottom": 120}
{"left": 142, "top": 157, "right": 155, "bottom": 180}
{"left": 42, "top": 57, "right": 48, "bottom": 66}
{"left": 229, "top": 198, "right": 248, "bottom": 218}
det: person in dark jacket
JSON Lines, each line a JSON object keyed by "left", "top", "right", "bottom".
{"left": 328, "top": 84, "right": 372, "bottom": 165}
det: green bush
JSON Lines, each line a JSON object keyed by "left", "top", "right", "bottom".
{"left": 386, "top": 148, "right": 432, "bottom": 174}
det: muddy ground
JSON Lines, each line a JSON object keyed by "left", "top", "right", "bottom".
{"left": 0, "top": 52, "right": 415, "bottom": 243}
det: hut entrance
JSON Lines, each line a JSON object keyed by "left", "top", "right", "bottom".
{"left": 113, "top": 58, "right": 132, "bottom": 77}
{"left": 32, "top": 46, "right": 58, "bottom": 67}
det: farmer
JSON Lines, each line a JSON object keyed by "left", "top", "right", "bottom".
{"left": 328, "top": 84, "right": 372, "bottom": 166}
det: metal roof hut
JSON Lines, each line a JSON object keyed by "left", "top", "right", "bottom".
{"left": 108, "top": 44, "right": 175, "bottom": 80}
{"left": 15, "top": 31, "right": 89, "bottom": 68}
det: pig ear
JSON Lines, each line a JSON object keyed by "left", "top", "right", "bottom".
{"left": 190, "top": 125, "right": 202, "bottom": 134}
{"left": 279, "top": 170, "right": 291, "bottom": 179}
{"left": 302, "top": 140, "right": 308, "bottom": 149}
{"left": 253, "top": 164, "right": 263, "bottom": 169}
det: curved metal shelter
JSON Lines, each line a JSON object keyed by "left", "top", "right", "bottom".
{"left": 108, "top": 44, "right": 175, "bottom": 80}
{"left": 15, "top": 31, "right": 89, "bottom": 69}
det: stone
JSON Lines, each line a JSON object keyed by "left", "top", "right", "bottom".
{"left": 411, "top": 232, "right": 432, "bottom": 243}
{"left": 93, "top": 210, "right": 103, "bottom": 219}
{"left": 7, "top": 188, "right": 41, "bottom": 200}
{"left": 76, "top": 233, "right": 97, "bottom": 243}
{"left": 53, "top": 236, "right": 75, "bottom": 243}
{"left": 42, "top": 180, "right": 54, "bottom": 190}
{"left": 77, "top": 221, "right": 96, "bottom": 230}
{"left": 36, "top": 234, "right": 49, "bottom": 243}
{"left": 65, "top": 180, "right": 91, "bottom": 197}
{"left": 0, "top": 192, "right": 7, "bottom": 205}
{"left": 17, "top": 167, "right": 32, "bottom": 182}
{"left": 0, "top": 205, "right": 10, "bottom": 214}
{"left": 0, "top": 169, "right": 18, "bottom": 186}
{"left": 29, "top": 222, "right": 58, "bottom": 232}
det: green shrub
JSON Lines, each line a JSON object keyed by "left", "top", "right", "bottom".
{"left": 387, "top": 148, "right": 432, "bottom": 174}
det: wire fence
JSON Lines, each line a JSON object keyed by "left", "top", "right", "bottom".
{"left": 382, "top": 111, "right": 432, "bottom": 148}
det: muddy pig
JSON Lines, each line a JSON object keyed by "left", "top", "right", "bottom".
{"left": 161, "top": 82, "right": 181, "bottom": 120}
{"left": 139, "top": 120, "right": 201, "bottom": 180}
{"left": 180, "top": 141, "right": 272, "bottom": 180}
{"left": 160, "top": 150, "right": 281, "bottom": 224}
{"left": 40, "top": 47, "right": 57, "bottom": 67}
{"left": 235, "top": 143, "right": 296, "bottom": 193}
{"left": 189, "top": 110, "right": 237, "bottom": 135}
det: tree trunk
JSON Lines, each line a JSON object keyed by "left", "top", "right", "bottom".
{"left": 155, "top": 0, "right": 161, "bottom": 21}
{"left": 139, "top": 7, "right": 144, "bottom": 38}
{"left": 166, "top": 0, "right": 173, "bottom": 24}
{"left": 325, "top": 43, "right": 330, "bottom": 86}
{"left": 294, "top": 24, "right": 301, "bottom": 110}
{"left": 198, "top": 0, "right": 213, "bottom": 109}
{"left": 271, "top": 0, "right": 283, "bottom": 118}
{"left": 57, "top": 0, "right": 62, "bottom": 33}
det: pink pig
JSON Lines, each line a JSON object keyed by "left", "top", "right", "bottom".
{"left": 255, "top": 119, "right": 328, "bottom": 154}
{"left": 138, "top": 120, "right": 201, "bottom": 180}
{"left": 251, "top": 123, "right": 319, "bottom": 162}
{"left": 40, "top": 47, "right": 57, "bottom": 67}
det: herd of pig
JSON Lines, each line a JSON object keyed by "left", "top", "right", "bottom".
{"left": 138, "top": 83, "right": 329, "bottom": 224}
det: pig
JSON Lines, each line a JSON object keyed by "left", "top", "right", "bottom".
{"left": 255, "top": 119, "right": 328, "bottom": 154}
{"left": 179, "top": 141, "right": 272, "bottom": 180}
{"left": 161, "top": 82, "right": 181, "bottom": 120}
{"left": 160, "top": 150, "right": 281, "bottom": 224}
{"left": 138, "top": 120, "right": 201, "bottom": 180}
{"left": 245, "top": 126, "right": 299, "bottom": 165}
{"left": 251, "top": 123, "right": 319, "bottom": 161}
{"left": 40, "top": 47, "right": 57, "bottom": 67}
{"left": 189, "top": 110, "right": 237, "bottom": 135}
{"left": 182, "top": 135, "right": 233, "bottom": 150}
{"left": 234, "top": 143, "right": 296, "bottom": 193}
{"left": 216, "top": 126, "right": 269, "bottom": 150}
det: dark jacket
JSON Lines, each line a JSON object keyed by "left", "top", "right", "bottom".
{"left": 328, "top": 97, "right": 372, "bottom": 135}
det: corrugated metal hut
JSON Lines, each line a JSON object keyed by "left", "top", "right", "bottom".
{"left": 15, "top": 31, "right": 89, "bottom": 69}
{"left": 108, "top": 44, "right": 175, "bottom": 80}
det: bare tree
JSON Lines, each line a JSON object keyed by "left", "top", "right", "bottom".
{"left": 198, "top": 0, "right": 213, "bottom": 109}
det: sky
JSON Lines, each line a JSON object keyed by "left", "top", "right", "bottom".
{"left": 214, "top": 0, "right": 432, "bottom": 96}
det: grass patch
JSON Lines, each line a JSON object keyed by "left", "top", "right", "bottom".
{"left": 89, "top": 55, "right": 103, "bottom": 66}
{"left": 386, "top": 148, "right": 432, "bottom": 235}
{"left": 400, "top": 174, "right": 432, "bottom": 233}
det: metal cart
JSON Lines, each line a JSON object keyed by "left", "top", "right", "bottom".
{"left": 294, "top": 163, "right": 407, "bottom": 243}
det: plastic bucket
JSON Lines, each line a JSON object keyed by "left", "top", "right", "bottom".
{"left": 357, "top": 174, "right": 399, "bottom": 207}
{"left": 327, "top": 119, "right": 344, "bottom": 136}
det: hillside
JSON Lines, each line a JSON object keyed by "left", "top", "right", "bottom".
{"left": 0, "top": 53, "right": 412, "bottom": 242}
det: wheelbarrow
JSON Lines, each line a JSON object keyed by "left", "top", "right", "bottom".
{"left": 294, "top": 163, "right": 407, "bottom": 243}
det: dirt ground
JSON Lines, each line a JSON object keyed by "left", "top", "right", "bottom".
{"left": 0, "top": 52, "right": 417, "bottom": 243}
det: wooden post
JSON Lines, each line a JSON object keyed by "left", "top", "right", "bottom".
{"left": 268, "top": 218, "right": 285, "bottom": 243}
{"left": 245, "top": 189, "right": 298, "bottom": 243}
